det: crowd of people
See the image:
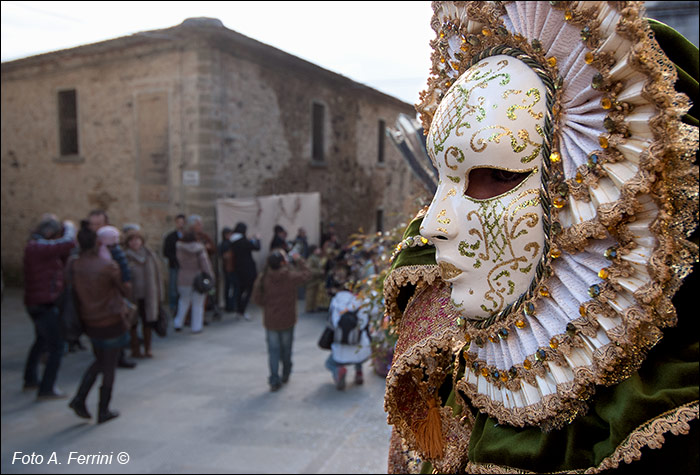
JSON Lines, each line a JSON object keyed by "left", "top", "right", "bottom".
{"left": 21, "top": 210, "right": 381, "bottom": 424}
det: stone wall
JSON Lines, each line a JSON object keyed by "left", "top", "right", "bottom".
{"left": 1, "top": 20, "right": 427, "bottom": 283}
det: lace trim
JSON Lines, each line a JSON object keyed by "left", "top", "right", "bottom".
{"left": 384, "top": 318, "right": 471, "bottom": 472}
{"left": 463, "top": 401, "right": 699, "bottom": 474}
{"left": 383, "top": 264, "right": 440, "bottom": 324}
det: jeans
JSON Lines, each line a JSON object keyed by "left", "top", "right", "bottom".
{"left": 223, "top": 272, "right": 238, "bottom": 312}
{"left": 24, "top": 304, "right": 66, "bottom": 394}
{"left": 168, "top": 267, "right": 179, "bottom": 313}
{"left": 265, "top": 327, "right": 294, "bottom": 386}
{"left": 325, "top": 354, "right": 362, "bottom": 380}
{"left": 173, "top": 286, "right": 206, "bottom": 332}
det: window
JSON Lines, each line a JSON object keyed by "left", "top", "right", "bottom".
{"left": 58, "top": 89, "right": 79, "bottom": 156}
{"left": 312, "top": 102, "right": 325, "bottom": 162}
{"left": 378, "top": 119, "right": 386, "bottom": 164}
{"left": 376, "top": 208, "right": 384, "bottom": 233}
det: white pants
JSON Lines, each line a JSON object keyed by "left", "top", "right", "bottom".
{"left": 173, "top": 286, "right": 206, "bottom": 333}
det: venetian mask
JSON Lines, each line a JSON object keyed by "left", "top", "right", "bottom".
{"left": 421, "top": 55, "right": 547, "bottom": 321}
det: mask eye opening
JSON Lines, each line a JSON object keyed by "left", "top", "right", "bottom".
{"left": 464, "top": 167, "right": 532, "bottom": 200}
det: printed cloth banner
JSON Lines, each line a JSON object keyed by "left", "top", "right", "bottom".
{"left": 215, "top": 192, "right": 321, "bottom": 273}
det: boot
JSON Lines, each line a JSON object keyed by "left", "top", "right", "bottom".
{"left": 130, "top": 327, "right": 142, "bottom": 358}
{"left": 68, "top": 369, "right": 97, "bottom": 419}
{"left": 355, "top": 368, "right": 364, "bottom": 385}
{"left": 143, "top": 327, "right": 152, "bottom": 358}
{"left": 97, "top": 386, "right": 119, "bottom": 424}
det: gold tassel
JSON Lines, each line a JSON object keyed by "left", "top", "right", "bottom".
{"left": 410, "top": 397, "right": 444, "bottom": 459}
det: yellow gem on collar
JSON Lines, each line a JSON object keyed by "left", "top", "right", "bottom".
{"left": 553, "top": 196, "right": 567, "bottom": 209}
{"left": 601, "top": 97, "right": 613, "bottom": 109}
{"left": 564, "top": 10, "right": 573, "bottom": 21}
{"left": 546, "top": 56, "right": 557, "bottom": 68}
{"left": 579, "top": 304, "right": 587, "bottom": 317}
{"left": 539, "top": 286, "right": 550, "bottom": 298}
{"left": 481, "top": 28, "right": 492, "bottom": 36}
{"left": 480, "top": 367, "right": 490, "bottom": 377}
{"left": 550, "top": 248, "right": 562, "bottom": 259}
{"left": 584, "top": 52, "right": 594, "bottom": 64}
{"left": 598, "top": 268, "right": 610, "bottom": 279}
{"left": 523, "top": 359, "right": 532, "bottom": 370}
{"left": 599, "top": 136, "right": 609, "bottom": 149}
{"left": 515, "top": 318, "right": 527, "bottom": 329}
{"left": 549, "top": 151, "right": 561, "bottom": 163}
{"left": 575, "top": 171, "right": 584, "bottom": 183}
{"left": 549, "top": 338, "right": 559, "bottom": 350}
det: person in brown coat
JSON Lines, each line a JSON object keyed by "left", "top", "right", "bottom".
{"left": 252, "top": 250, "right": 311, "bottom": 391}
{"left": 124, "top": 228, "right": 163, "bottom": 358}
{"left": 68, "top": 221, "right": 131, "bottom": 424}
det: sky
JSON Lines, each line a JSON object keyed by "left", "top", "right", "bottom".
{"left": 0, "top": 1, "right": 436, "bottom": 106}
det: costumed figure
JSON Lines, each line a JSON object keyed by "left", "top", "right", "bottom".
{"left": 383, "top": 2, "right": 698, "bottom": 473}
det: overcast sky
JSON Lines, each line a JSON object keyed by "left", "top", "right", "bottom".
{"left": 1, "top": 1, "right": 436, "bottom": 105}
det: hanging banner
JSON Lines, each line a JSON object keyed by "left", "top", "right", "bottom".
{"left": 215, "top": 192, "right": 321, "bottom": 272}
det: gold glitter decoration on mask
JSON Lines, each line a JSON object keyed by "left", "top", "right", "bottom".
{"left": 428, "top": 59, "right": 512, "bottom": 156}
{"left": 439, "top": 261, "right": 463, "bottom": 280}
{"left": 470, "top": 125, "right": 543, "bottom": 164}
{"left": 506, "top": 88, "right": 543, "bottom": 121}
{"left": 442, "top": 188, "right": 457, "bottom": 201}
{"left": 437, "top": 209, "right": 451, "bottom": 225}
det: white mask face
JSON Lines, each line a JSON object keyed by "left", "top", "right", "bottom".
{"left": 421, "top": 55, "right": 547, "bottom": 321}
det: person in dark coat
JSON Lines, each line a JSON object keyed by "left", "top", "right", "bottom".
{"left": 269, "top": 225, "right": 289, "bottom": 252}
{"left": 218, "top": 227, "right": 236, "bottom": 312}
{"left": 162, "top": 214, "right": 185, "bottom": 314}
{"left": 230, "top": 222, "right": 261, "bottom": 321}
{"left": 23, "top": 215, "right": 77, "bottom": 399}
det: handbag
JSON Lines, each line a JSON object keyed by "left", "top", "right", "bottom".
{"left": 318, "top": 325, "right": 334, "bottom": 350}
{"left": 58, "top": 261, "right": 83, "bottom": 342}
{"left": 192, "top": 272, "right": 214, "bottom": 293}
{"left": 154, "top": 305, "right": 169, "bottom": 337}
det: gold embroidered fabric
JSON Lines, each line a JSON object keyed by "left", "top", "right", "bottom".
{"left": 384, "top": 280, "right": 471, "bottom": 471}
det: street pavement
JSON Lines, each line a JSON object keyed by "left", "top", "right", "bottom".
{"left": 1, "top": 287, "right": 392, "bottom": 474}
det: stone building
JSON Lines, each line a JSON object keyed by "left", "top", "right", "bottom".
{"left": 1, "top": 18, "right": 428, "bottom": 283}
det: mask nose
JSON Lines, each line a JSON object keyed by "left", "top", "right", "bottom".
{"left": 420, "top": 189, "right": 458, "bottom": 242}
